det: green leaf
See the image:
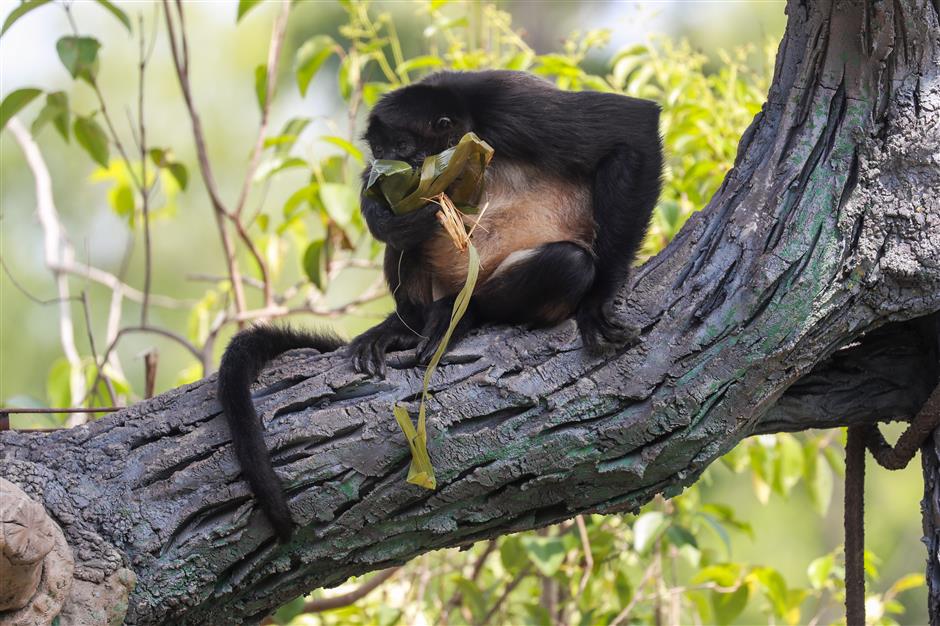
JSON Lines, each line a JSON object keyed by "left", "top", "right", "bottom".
{"left": 254, "top": 64, "right": 268, "bottom": 110}
{"left": 321, "top": 135, "right": 363, "bottom": 163}
{"left": 711, "top": 586, "right": 748, "bottom": 626}
{"left": 31, "top": 91, "right": 69, "bottom": 141}
{"left": 282, "top": 183, "right": 317, "bottom": 218}
{"left": 294, "top": 35, "right": 337, "bottom": 96}
{"left": 500, "top": 535, "right": 528, "bottom": 574}
{"left": 149, "top": 148, "right": 189, "bottom": 190}
{"left": 110, "top": 182, "right": 135, "bottom": 218}
{"left": 0, "top": 88, "right": 42, "bottom": 131}
{"left": 268, "top": 117, "right": 311, "bottom": 155}
{"left": 363, "top": 81, "right": 393, "bottom": 107}
{"left": 92, "top": 0, "right": 131, "bottom": 32}
{"left": 888, "top": 573, "right": 925, "bottom": 595}
{"left": 520, "top": 535, "right": 566, "bottom": 577}
{"left": 805, "top": 442, "right": 834, "bottom": 515}
{"left": 167, "top": 163, "right": 188, "bottom": 191}
{"left": 302, "top": 240, "right": 325, "bottom": 290}
{"left": 319, "top": 182, "right": 358, "bottom": 226}
{"left": 807, "top": 554, "right": 834, "bottom": 590}
{"left": 454, "top": 578, "right": 486, "bottom": 622}
{"left": 74, "top": 115, "right": 110, "bottom": 166}
{"left": 753, "top": 566, "right": 789, "bottom": 618}
{"left": 270, "top": 595, "right": 306, "bottom": 625}
{"left": 236, "top": 0, "right": 263, "bottom": 22}
{"left": 0, "top": 0, "right": 53, "bottom": 38}
{"left": 632, "top": 511, "right": 666, "bottom": 553}
{"left": 57, "top": 36, "right": 101, "bottom": 84}
{"left": 665, "top": 524, "right": 698, "bottom": 549}
{"left": 775, "top": 432, "right": 804, "bottom": 496}
{"left": 888, "top": 574, "right": 926, "bottom": 595}
{"left": 396, "top": 55, "right": 443, "bottom": 77}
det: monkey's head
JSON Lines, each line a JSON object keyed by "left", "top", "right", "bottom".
{"left": 365, "top": 82, "right": 471, "bottom": 166}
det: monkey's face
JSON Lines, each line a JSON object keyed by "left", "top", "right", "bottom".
{"left": 365, "top": 84, "right": 471, "bottom": 166}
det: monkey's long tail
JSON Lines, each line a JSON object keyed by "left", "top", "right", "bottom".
{"left": 217, "top": 325, "right": 345, "bottom": 541}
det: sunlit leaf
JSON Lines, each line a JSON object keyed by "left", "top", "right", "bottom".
{"left": 632, "top": 511, "right": 666, "bottom": 553}
{"left": 807, "top": 554, "right": 834, "bottom": 590}
{"left": 0, "top": 88, "right": 42, "bottom": 131}
{"left": 294, "top": 35, "right": 338, "bottom": 96}
{"left": 0, "top": 0, "right": 53, "bottom": 38}
{"left": 57, "top": 36, "right": 101, "bottom": 84}
{"left": 74, "top": 115, "right": 109, "bottom": 166}
{"left": 236, "top": 0, "right": 263, "bottom": 22}
{"left": 319, "top": 182, "right": 358, "bottom": 226}
{"left": 321, "top": 135, "right": 364, "bottom": 163}
{"left": 254, "top": 64, "right": 268, "bottom": 110}
{"left": 363, "top": 81, "right": 394, "bottom": 107}
{"left": 396, "top": 54, "right": 443, "bottom": 77}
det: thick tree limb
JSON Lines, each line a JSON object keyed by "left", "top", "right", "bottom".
{"left": 2, "top": 0, "right": 939, "bottom": 623}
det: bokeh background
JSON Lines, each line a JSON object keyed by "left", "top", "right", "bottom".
{"left": 0, "top": 1, "right": 927, "bottom": 624}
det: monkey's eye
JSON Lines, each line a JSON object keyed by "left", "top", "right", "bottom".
{"left": 435, "top": 116, "right": 454, "bottom": 131}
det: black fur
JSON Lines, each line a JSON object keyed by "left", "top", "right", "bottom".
{"left": 216, "top": 325, "right": 343, "bottom": 540}
{"left": 353, "top": 69, "right": 663, "bottom": 372}
{"left": 219, "top": 70, "right": 663, "bottom": 540}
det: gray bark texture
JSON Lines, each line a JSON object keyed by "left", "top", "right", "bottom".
{"left": 2, "top": 0, "right": 939, "bottom": 623}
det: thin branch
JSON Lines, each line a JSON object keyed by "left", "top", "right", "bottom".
{"left": 138, "top": 12, "right": 153, "bottom": 325}
{"left": 233, "top": 1, "right": 290, "bottom": 221}
{"left": 575, "top": 515, "right": 594, "bottom": 599}
{"left": 162, "top": 0, "right": 247, "bottom": 317}
{"left": 80, "top": 293, "right": 116, "bottom": 406}
{"left": 8, "top": 117, "right": 86, "bottom": 419}
{"left": 439, "top": 541, "right": 498, "bottom": 626}
{"left": 260, "top": 568, "right": 400, "bottom": 624}
{"left": 479, "top": 565, "right": 532, "bottom": 625}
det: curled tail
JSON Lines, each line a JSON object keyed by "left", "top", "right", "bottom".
{"left": 217, "top": 325, "right": 345, "bottom": 540}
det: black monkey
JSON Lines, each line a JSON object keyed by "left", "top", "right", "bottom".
{"left": 217, "top": 70, "right": 663, "bottom": 540}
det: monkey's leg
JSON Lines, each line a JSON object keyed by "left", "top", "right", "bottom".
{"left": 579, "top": 144, "right": 662, "bottom": 351}
{"left": 350, "top": 246, "right": 431, "bottom": 376}
{"left": 414, "top": 242, "right": 596, "bottom": 363}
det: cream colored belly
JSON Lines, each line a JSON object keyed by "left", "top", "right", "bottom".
{"left": 425, "top": 163, "right": 594, "bottom": 297}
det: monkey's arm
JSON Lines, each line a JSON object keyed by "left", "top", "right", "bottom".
{"left": 578, "top": 142, "right": 663, "bottom": 350}
{"left": 360, "top": 193, "right": 441, "bottom": 251}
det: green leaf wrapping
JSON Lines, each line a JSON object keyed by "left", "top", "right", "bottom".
{"left": 394, "top": 244, "right": 481, "bottom": 490}
{"left": 366, "top": 132, "right": 494, "bottom": 214}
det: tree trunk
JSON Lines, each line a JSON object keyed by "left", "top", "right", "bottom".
{"left": 2, "top": 0, "right": 938, "bottom": 623}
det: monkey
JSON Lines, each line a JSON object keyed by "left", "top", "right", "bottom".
{"left": 217, "top": 70, "right": 663, "bottom": 540}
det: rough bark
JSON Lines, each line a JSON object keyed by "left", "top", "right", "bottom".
{"left": 1, "top": 0, "right": 939, "bottom": 623}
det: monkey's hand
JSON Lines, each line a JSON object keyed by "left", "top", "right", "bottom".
{"left": 360, "top": 194, "right": 441, "bottom": 251}
{"left": 576, "top": 298, "right": 639, "bottom": 353}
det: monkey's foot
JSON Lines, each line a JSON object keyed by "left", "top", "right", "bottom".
{"left": 577, "top": 303, "right": 639, "bottom": 352}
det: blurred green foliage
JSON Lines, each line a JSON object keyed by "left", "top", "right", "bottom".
{"left": 0, "top": 0, "right": 926, "bottom": 624}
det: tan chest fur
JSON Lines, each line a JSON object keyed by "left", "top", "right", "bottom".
{"left": 424, "top": 162, "right": 594, "bottom": 297}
